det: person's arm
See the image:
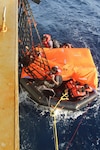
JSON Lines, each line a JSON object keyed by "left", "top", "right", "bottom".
{"left": 51, "top": 75, "right": 59, "bottom": 86}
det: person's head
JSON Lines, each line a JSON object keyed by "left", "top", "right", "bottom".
{"left": 25, "top": 46, "right": 29, "bottom": 50}
{"left": 78, "top": 87, "right": 85, "bottom": 92}
{"left": 25, "top": 46, "right": 30, "bottom": 53}
{"left": 42, "top": 36, "right": 47, "bottom": 42}
{"left": 62, "top": 43, "right": 68, "bottom": 47}
{"left": 84, "top": 84, "right": 89, "bottom": 89}
{"left": 51, "top": 66, "right": 59, "bottom": 74}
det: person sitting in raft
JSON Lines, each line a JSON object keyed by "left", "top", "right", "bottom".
{"left": 71, "top": 86, "right": 86, "bottom": 98}
{"left": 42, "top": 34, "right": 53, "bottom": 48}
{"left": 65, "top": 79, "right": 76, "bottom": 90}
{"left": 52, "top": 39, "right": 61, "bottom": 48}
{"left": 84, "top": 84, "right": 93, "bottom": 93}
{"left": 65, "top": 79, "right": 82, "bottom": 90}
{"left": 44, "top": 66, "right": 63, "bottom": 88}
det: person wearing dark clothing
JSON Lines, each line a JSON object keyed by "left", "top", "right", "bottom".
{"left": 52, "top": 39, "right": 61, "bottom": 48}
{"left": 44, "top": 66, "right": 63, "bottom": 88}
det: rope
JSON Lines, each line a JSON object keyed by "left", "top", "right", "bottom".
{"left": 51, "top": 92, "right": 69, "bottom": 114}
{"left": 52, "top": 112, "right": 59, "bottom": 150}
{"left": 25, "top": 0, "right": 41, "bottom": 44}
{"left": 66, "top": 103, "right": 91, "bottom": 150}
{"left": 25, "top": 0, "right": 51, "bottom": 71}
{"left": 50, "top": 92, "right": 69, "bottom": 150}
{"left": 18, "top": 0, "right": 51, "bottom": 80}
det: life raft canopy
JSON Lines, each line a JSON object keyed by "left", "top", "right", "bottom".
{"left": 44, "top": 47, "right": 98, "bottom": 89}
{"left": 21, "top": 47, "right": 98, "bottom": 89}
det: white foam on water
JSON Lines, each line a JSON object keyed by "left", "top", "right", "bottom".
{"left": 19, "top": 91, "right": 28, "bottom": 103}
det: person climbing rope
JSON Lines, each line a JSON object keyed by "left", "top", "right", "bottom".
{"left": 71, "top": 86, "right": 86, "bottom": 98}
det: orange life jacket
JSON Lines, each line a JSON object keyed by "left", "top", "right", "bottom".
{"left": 42, "top": 40, "right": 50, "bottom": 48}
{"left": 71, "top": 87, "right": 86, "bottom": 97}
{"left": 65, "top": 80, "right": 75, "bottom": 89}
{"left": 42, "top": 34, "right": 52, "bottom": 48}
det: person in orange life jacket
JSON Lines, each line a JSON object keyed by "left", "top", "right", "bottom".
{"left": 84, "top": 84, "right": 93, "bottom": 93}
{"left": 65, "top": 79, "right": 76, "bottom": 89}
{"left": 71, "top": 86, "right": 86, "bottom": 98}
{"left": 75, "top": 81, "right": 84, "bottom": 89}
{"left": 44, "top": 66, "right": 63, "bottom": 88}
{"left": 65, "top": 79, "right": 79, "bottom": 91}
{"left": 42, "top": 34, "right": 53, "bottom": 48}
{"left": 22, "top": 46, "right": 30, "bottom": 57}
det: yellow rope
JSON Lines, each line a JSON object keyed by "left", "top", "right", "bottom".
{"left": 50, "top": 92, "right": 69, "bottom": 150}
{"left": 52, "top": 112, "right": 59, "bottom": 150}
{"left": 51, "top": 92, "right": 69, "bottom": 114}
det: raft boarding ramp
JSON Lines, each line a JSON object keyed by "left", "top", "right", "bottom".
{"left": 0, "top": 1, "right": 19, "bottom": 150}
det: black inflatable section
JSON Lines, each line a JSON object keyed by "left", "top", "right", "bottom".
{"left": 20, "top": 78, "right": 98, "bottom": 110}
{"left": 20, "top": 78, "right": 48, "bottom": 106}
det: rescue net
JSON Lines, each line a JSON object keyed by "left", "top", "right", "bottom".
{"left": 18, "top": 0, "right": 50, "bottom": 79}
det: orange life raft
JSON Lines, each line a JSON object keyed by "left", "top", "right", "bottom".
{"left": 21, "top": 48, "right": 98, "bottom": 89}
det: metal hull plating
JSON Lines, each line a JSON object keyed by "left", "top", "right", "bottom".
{"left": 0, "top": 1, "right": 19, "bottom": 150}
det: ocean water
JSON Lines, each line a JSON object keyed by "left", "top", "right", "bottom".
{"left": 20, "top": 0, "right": 100, "bottom": 150}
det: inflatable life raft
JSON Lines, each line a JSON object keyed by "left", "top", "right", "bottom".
{"left": 20, "top": 48, "right": 98, "bottom": 110}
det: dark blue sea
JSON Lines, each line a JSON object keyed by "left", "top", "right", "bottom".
{"left": 20, "top": 0, "right": 100, "bottom": 149}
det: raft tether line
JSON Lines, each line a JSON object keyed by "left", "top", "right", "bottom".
{"left": 50, "top": 92, "right": 69, "bottom": 150}
{"left": 66, "top": 102, "right": 92, "bottom": 150}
